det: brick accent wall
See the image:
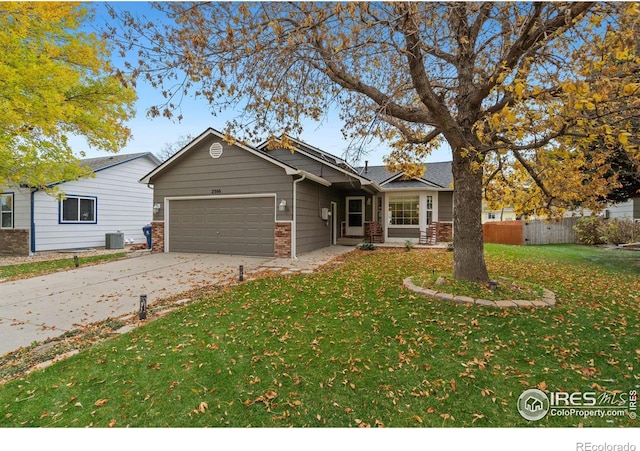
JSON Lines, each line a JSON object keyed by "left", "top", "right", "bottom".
{"left": 151, "top": 221, "right": 165, "bottom": 253}
{"left": 0, "top": 229, "right": 30, "bottom": 256}
{"left": 437, "top": 221, "right": 453, "bottom": 242}
{"left": 274, "top": 222, "right": 291, "bottom": 258}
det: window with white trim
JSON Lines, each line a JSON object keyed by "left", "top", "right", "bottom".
{"left": 425, "top": 195, "right": 433, "bottom": 225}
{"left": 487, "top": 212, "right": 496, "bottom": 220}
{"left": 60, "top": 196, "right": 96, "bottom": 223}
{"left": 1, "top": 193, "right": 13, "bottom": 229}
{"left": 389, "top": 195, "right": 419, "bottom": 226}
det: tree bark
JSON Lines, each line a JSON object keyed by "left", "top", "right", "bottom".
{"left": 451, "top": 148, "right": 489, "bottom": 283}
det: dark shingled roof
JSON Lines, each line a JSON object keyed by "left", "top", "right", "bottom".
{"left": 357, "top": 162, "right": 453, "bottom": 189}
{"left": 80, "top": 152, "right": 159, "bottom": 172}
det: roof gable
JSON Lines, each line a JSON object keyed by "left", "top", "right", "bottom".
{"left": 358, "top": 162, "right": 453, "bottom": 189}
{"left": 139, "top": 128, "right": 331, "bottom": 187}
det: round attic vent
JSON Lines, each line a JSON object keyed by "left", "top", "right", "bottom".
{"left": 209, "top": 142, "right": 223, "bottom": 159}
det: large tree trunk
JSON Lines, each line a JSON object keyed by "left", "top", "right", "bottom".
{"left": 451, "top": 148, "right": 489, "bottom": 282}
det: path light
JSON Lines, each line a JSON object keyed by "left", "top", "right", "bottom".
{"left": 74, "top": 255, "right": 79, "bottom": 267}
{"left": 489, "top": 280, "right": 498, "bottom": 291}
{"left": 139, "top": 294, "right": 147, "bottom": 320}
{"left": 239, "top": 265, "right": 244, "bottom": 282}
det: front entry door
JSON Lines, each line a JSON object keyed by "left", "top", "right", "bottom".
{"left": 346, "top": 196, "right": 365, "bottom": 236}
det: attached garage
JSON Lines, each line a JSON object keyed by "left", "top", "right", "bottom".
{"left": 167, "top": 195, "right": 275, "bottom": 256}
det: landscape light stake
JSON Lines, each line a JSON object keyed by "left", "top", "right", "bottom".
{"left": 489, "top": 280, "right": 498, "bottom": 291}
{"left": 139, "top": 294, "right": 147, "bottom": 320}
{"left": 239, "top": 265, "right": 244, "bottom": 282}
{"left": 74, "top": 255, "right": 79, "bottom": 267}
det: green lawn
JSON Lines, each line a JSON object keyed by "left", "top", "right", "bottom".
{"left": 0, "top": 252, "right": 129, "bottom": 280}
{"left": 0, "top": 244, "right": 638, "bottom": 427}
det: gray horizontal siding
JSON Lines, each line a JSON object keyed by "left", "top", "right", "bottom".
{"left": 265, "top": 148, "right": 355, "bottom": 184}
{"left": 296, "top": 181, "right": 340, "bottom": 254}
{"left": 438, "top": 192, "right": 453, "bottom": 222}
{"left": 388, "top": 227, "right": 420, "bottom": 239}
{"left": 151, "top": 136, "right": 293, "bottom": 222}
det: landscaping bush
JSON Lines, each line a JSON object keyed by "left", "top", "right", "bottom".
{"left": 574, "top": 216, "right": 640, "bottom": 245}
{"left": 573, "top": 216, "right": 606, "bottom": 245}
{"left": 602, "top": 218, "right": 640, "bottom": 244}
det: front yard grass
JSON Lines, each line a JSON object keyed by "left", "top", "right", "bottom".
{"left": 0, "top": 252, "right": 129, "bottom": 281}
{"left": 0, "top": 244, "right": 638, "bottom": 427}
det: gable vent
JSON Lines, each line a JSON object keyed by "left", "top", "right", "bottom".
{"left": 209, "top": 142, "right": 223, "bottom": 159}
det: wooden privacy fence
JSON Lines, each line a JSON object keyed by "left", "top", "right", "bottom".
{"left": 483, "top": 221, "right": 522, "bottom": 245}
{"left": 483, "top": 217, "right": 579, "bottom": 245}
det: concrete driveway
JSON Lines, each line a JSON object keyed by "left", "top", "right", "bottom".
{"left": 0, "top": 252, "right": 272, "bottom": 356}
{"left": 0, "top": 246, "right": 355, "bottom": 357}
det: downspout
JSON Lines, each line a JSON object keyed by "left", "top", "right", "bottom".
{"left": 292, "top": 174, "right": 306, "bottom": 259}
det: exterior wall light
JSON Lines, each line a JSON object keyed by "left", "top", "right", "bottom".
{"left": 279, "top": 200, "right": 287, "bottom": 211}
{"left": 153, "top": 203, "right": 161, "bottom": 214}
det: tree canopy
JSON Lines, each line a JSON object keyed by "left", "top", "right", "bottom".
{"left": 0, "top": 2, "right": 136, "bottom": 192}
{"left": 108, "top": 2, "right": 640, "bottom": 281}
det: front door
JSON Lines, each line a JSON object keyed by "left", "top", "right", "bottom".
{"left": 345, "top": 196, "right": 365, "bottom": 236}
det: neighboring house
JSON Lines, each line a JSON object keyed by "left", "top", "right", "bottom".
{"left": 606, "top": 198, "right": 640, "bottom": 220}
{"left": 0, "top": 152, "right": 160, "bottom": 256}
{"left": 141, "top": 128, "right": 454, "bottom": 258}
{"left": 482, "top": 205, "right": 518, "bottom": 223}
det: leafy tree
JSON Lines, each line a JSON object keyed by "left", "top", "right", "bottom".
{"left": 0, "top": 2, "right": 136, "bottom": 192}
{"left": 108, "top": 2, "right": 640, "bottom": 282}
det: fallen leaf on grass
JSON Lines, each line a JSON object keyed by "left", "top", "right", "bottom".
{"left": 94, "top": 399, "right": 109, "bottom": 407}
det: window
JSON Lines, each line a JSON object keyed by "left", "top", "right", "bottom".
{"left": 487, "top": 212, "right": 497, "bottom": 220}
{"left": 425, "top": 195, "right": 433, "bottom": 225}
{"left": 1, "top": 193, "right": 13, "bottom": 229}
{"left": 389, "top": 195, "right": 419, "bottom": 225}
{"left": 60, "top": 196, "right": 96, "bottom": 223}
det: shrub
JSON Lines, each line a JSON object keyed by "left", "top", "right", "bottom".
{"left": 360, "top": 242, "right": 376, "bottom": 251}
{"left": 602, "top": 218, "right": 640, "bottom": 245}
{"left": 574, "top": 216, "right": 640, "bottom": 245}
{"left": 573, "top": 216, "right": 606, "bottom": 245}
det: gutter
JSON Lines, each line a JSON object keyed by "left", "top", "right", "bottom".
{"left": 287, "top": 169, "right": 331, "bottom": 187}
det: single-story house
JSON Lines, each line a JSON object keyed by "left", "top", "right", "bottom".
{"left": 141, "top": 128, "right": 454, "bottom": 258}
{"left": 0, "top": 152, "right": 160, "bottom": 256}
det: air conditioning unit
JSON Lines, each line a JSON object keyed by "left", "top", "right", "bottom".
{"left": 105, "top": 232, "right": 124, "bottom": 249}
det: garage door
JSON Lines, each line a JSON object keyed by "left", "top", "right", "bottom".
{"left": 168, "top": 197, "right": 275, "bottom": 256}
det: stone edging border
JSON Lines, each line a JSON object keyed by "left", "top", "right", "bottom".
{"left": 402, "top": 276, "right": 556, "bottom": 308}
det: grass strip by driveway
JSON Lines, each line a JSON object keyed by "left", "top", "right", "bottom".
{"left": 0, "top": 244, "right": 638, "bottom": 427}
{"left": 0, "top": 253, "right": 129, "bottom": 281}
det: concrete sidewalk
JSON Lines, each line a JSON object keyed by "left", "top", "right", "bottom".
{"left": 0, "top": 246, "right": 354, "bottom": 356}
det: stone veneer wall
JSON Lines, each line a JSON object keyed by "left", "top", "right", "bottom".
{"left": 274, "top": 222, "right": 292, "bottom": 258}
{"left": 151, "top": 221, "right": 165, "bottom": 253}
{"left": 0, "top": 229, "right": 30, "bottom": 256}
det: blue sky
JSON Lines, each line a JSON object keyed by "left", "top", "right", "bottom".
{"left": 77, "top": 2, "right": 453, "bottom": 166}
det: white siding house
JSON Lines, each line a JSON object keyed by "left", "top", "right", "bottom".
{"left": 607, "top": 198, "right": 640, "bottom": 220}
{"left": 0, "top": 153, "right": 160, "bottom": 255}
